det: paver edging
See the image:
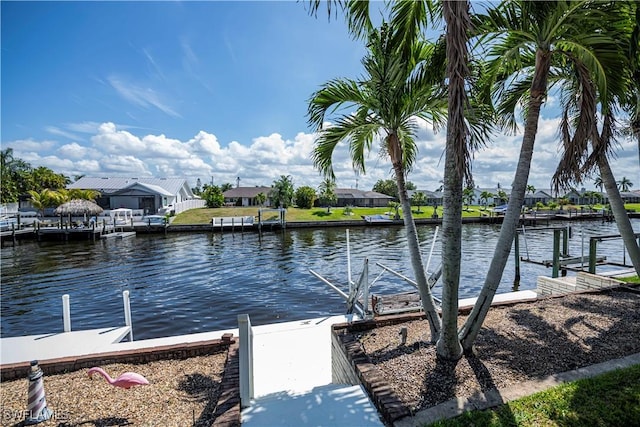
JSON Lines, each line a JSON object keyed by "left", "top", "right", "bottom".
{"left": 0, "top": 333, "right": 236, "bottom": 381}
{"left": 211, "top": 340, "right": 241, "bottom": 427}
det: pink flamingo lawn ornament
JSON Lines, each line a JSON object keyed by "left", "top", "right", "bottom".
{"left": 87, "top": 367, "right": 149, "bottom": 389}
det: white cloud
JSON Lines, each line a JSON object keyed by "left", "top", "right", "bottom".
{"left": 57, "top": 143, "right": 91, "bottom": 160}
{"left": 45, "top": 126, "right": 82, "bottom": 141}
{"left": 108, "top": 75, "right": 182, "bottom": 118}
{"left": 4, "top": 120, "right": 638, "bottom": 192}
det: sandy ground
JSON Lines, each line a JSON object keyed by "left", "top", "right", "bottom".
{"left": 356, "top": 288, "right": 640, "bottom": 414}
{"left": 1, "top": 352, "right": 226, "bottom": 427}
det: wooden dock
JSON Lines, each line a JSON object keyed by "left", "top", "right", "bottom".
{"left": 0, "top": 227, "right": 37, "bottom": 247}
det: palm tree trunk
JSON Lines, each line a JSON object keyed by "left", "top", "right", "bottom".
{"left": 598, "top": 156, "right": 640, "bottom": 275}
{"left": 459, "top": 50, "right": 551, "bottom": 353}
{"left": 393, "top": 160, "right": 442, "bottom": 341}
{"left": 436, "top": 0, "right": 468, "bottom": 361}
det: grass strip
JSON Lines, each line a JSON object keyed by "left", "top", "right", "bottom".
{"left": 428, "top": 364, "right": 640, "bottom": 427}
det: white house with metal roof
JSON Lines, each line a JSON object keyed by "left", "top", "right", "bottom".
{"left": 68, "top": 177, "right": 204, "bottom": 214}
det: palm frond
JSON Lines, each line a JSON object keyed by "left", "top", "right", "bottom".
{"left": 307, "top": 78, "right": 366, "bottom": 130}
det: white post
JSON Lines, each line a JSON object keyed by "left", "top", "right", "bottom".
{"left": 425, "top": 226, "right": 439, "bottom": 273}
{"left": 62, "top": 294, "right": 71, "bottom": 332}
{"left": 346, "top": 229, "right": 352, "bottom": 292}
{"left": 238, "top": 314, "right": 254, "bottom": 408}
{"left": 123, "top": 290, "right": 133, "bottom": 341}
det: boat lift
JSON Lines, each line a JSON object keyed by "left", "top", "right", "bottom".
{"left": 517, "top": 225, "right": 638, "bottom": 278}
{"left": 309, "top": 227, "right": 442, "bottom": 318}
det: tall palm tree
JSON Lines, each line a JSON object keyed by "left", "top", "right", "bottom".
{"left": 459, "top": 0, "right": 621, "bottom": 352}
{"left": 549, "top": 1, "right": 640, "bottom": 276}
{"left": 307, "top": 23, "right": 446, "bottom": 339}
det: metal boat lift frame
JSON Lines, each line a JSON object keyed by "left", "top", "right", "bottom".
{"left": 309, "top": 227, "right": 442, "bottom": 317}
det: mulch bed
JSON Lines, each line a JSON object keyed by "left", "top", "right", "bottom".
{"left": 1, "top": 344, "right": 241, "bottom": 427}
{"left": 336, "top": 286, "right": 640, "bottom": 424}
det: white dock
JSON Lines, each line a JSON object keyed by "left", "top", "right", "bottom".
{"left": 1, "top": 326, "right": 131, "bottom": 365}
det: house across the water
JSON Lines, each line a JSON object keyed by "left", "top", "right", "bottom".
{"left": 67, "top": 177, "right": 204, "bottom": 215}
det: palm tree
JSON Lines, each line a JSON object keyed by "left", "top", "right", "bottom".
{"left": 617, "top": 176, "right": 633, "bottom": 192}
{"left": 593, "top": 175, "right": 604, "bottom": 193}
{"left": 307, "top": 23, "right": 445, "bottom": 339}
{"left": 0, "top": 148, "right": 31, "bottom": 203}
{"left": 479, "top": 191, "right": 494, "bottom": 210}
{"left": 255, "top": 192, "right": 267, "bottom": 207}
{"left": 28, "top": 189, "right": 56, "bottom": 218}
{"left": 462, "top": 187, "right": 475, "bottom": 210}
{"left": 318, "top": 178, "right": 338, "bottom": 212}
{"left": 549, "top": 1, "right": 640, "bottom": 277}
{"left": 411, "top": 191, "right": 427, "bottom": 213}
{"left": 269, "top": 175, "right": 295, "bottom": 208}
{"left": 496, "top": 189, "right": 508, "bottom": 205}
{"left": 69, "top": 189, "right": 101, "bottom": 201}
{"left": 459, "top": 0, "right": 621, "bottom": 352}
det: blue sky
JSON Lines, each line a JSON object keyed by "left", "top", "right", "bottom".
{"left": 1, "top": 1, "right": 637, "bottom": 191}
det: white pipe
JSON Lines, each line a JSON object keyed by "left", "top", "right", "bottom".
{"left": 62, "top": 294, "right": 71, "bottom": 332}
{"left": 425, "top": 226, "right": 439, "bottom": 273}
{"left": 522, "top": 225, "right": 530, "bottom": 259}
{"left": 346, "top": 229, "right": 352, "bottom": 292}
{"left": 581, "top": 226, "right": 585, "bottom": 270}
{"left": 123, "top": 290, "right": 133, "bottom": 341}
{"left": 309, "top": 269, "right": 350, "bottom": 301}
{"left": 376, "top": 262, "right": 418, "bottom": 289}
{"left": 238, "top": 314, "right": 254, "bottom": 407}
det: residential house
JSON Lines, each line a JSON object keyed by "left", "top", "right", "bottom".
{"left": 524, "top": 189, "right": 553, "bottom": 207}
{"left": 67, "top": 177, "right": 202, "bottom": 214}
{"left": 223, "top": 186, "right": 272, "bottom": 207}
{"left": 407, "top": 189, "right": 443, "bottom": 207}
{"left": 334, "top": 188, "right": 393, "bottom": 207}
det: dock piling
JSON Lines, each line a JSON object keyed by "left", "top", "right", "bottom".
{"left": 238, "top": 314, "right": 254, "bottom": 407}
{"left": 514, "top": 233, "right": 520, "bottom": 284}
{"left": 62, "top": 294, "right": 71, "bottom": 332}
{"left": 123, "top": 290, "right": 133, "bottom": 341}
{"left": 552, "top": 229, "right": 561, "bottom": 278}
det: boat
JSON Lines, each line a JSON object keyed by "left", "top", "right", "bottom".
{"left": 110, "top": 208, "right": 133, "bottom": 226}
{"left": 0, "top": 215, "right": 18, "bottom": 231}
{"left": 362, "top": 214, "right": 393, "bottom": 223}
{"left": 141, "top": 215, "right": 167, "bottom": 225}
{"left": 492, "top": 204, "right": 508, "bottom": 214}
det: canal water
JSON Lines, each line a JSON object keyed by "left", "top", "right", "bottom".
{"left": 1, "top": 219, "right": 637, "bottom": 340}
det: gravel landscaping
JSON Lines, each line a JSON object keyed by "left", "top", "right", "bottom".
{"left": 1, "top": 352, "right": 227, "bottom": 427}
{"left": 353, "top": 287, "right": 640, "bottom": 416}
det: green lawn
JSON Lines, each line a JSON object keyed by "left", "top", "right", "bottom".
{"left": 620, "top": 275, "right": 640, "bottom": 284}
{"left": 428, "top": 364, "right": 640, "bottom": 427}
{"left": 171, "top": 203, "right": 640, "bottom": 225}
{"left": 171, "top": 205, "right": 493, "bottom": 225}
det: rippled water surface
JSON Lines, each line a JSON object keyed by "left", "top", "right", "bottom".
{"left": 2, "top": 220, "right": 637, "bottom": 340}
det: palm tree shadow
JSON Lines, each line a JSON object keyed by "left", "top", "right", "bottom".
{"left": 54, "top": 416, "right": 132, "bottom": 426}
{"left": 177, "top": 373, "right": 222, "bottom": 427}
